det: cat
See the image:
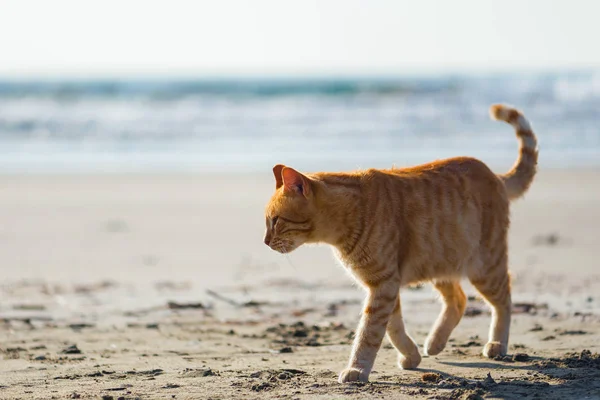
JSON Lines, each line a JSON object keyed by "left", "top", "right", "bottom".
{"left": 263, "top": 104, "right": 538, "bottom": 383}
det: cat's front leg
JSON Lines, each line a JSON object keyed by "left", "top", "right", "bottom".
{"left": 339, "top": 280, "right": 400, "bottom": 383}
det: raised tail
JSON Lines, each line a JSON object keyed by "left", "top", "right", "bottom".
{"left": 490, "top": 104, "right": 538, "bottom": 200}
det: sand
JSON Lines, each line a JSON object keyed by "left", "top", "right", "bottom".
{"left": 1, "top": 169, "right": 599, "bottom": 399}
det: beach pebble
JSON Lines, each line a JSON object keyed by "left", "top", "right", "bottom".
{"left": 60, "top": 345, "right": 82, "bottom": 354}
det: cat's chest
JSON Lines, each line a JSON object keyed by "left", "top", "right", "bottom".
{"left": 332, "top": 248, "right": 382, "bottom": 282}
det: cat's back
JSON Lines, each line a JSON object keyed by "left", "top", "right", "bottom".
{"left": 363, "top": 156, "right": 505, "bottom": 200}
{"left": 386, "top": 156, "right": 496, "bottom": 181}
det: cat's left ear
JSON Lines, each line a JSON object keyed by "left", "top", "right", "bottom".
{"left": 282, "top": 167, "right": 311, "bottom": 197}
{"left": 273, "top": 164, "right": 286, "bottom": 189}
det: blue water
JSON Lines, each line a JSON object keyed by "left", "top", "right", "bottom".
{"left": 1, "top": 71, "right": 599, "bottom": 173}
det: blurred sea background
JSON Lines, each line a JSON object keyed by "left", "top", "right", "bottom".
{"left": 2, "top": 70, "right": 600, "bottom": 175}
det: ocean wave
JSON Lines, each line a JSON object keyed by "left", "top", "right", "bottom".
{"left": 0, "top": 72, "right": 599, "bottom": 171}
{"left": 0, "top": 78, "right": 459, "bottom": 100}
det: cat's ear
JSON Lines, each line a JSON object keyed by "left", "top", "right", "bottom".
{"left": 273, "top": 164, "right": 286, "bottom": 189}
{"left": 282, "top": 167, "right": 311, "bottom": 197}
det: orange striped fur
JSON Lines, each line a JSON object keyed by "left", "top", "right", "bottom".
{"left": 264, "top": 104, "right": 538, "bottom": 383}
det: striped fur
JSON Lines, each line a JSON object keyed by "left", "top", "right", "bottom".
{"left": 490, "top": 104, "right": 539, "bottom": 200}
{"left": 264, "top": 104, "right": 539, "bottom": 383}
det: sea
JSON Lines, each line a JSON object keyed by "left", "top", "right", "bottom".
{"left": 1, "top": 71, "right": 599, "bottom": 174}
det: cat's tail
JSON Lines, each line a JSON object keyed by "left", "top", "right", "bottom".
{"left": 489, "top": 104, "right": 538, "bottom": 200}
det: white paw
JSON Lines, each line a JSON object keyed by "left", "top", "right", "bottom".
{"left": 424, "top": 336, "right": 447, "bottom": 356}
{"left": 338, "top": 367, "right": 369, "bottom": 383}
{"left": 398, "top": 351, "right": 422, "bottom": 369}
{"left": 482, "top": 341, "right": 507, "bottom": 358}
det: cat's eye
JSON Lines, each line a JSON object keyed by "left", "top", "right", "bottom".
{"left": 271, "top": 216, "right": 279, "bottom": 227}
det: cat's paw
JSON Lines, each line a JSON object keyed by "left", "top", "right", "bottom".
{"left": 424, "top": 336, "right": 447, "bottom": 356}
{"left": 338, "top": 367, "right": 368, "bottom": 383}
{"left": 398, "top": 351, "right": 422, "bottom": 369}
{"left": 482, "top": 341, "right": 507, "bottom": 358}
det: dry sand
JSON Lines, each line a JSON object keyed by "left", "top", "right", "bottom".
{"left": 1, "top": 169, "right": 599, "bottom": 399}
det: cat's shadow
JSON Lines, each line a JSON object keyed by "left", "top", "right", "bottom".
{"left": 367, "top": 355, "right": 598, "bottom": 399}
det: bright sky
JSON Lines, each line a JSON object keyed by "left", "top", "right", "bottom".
{"left": 1, "top": 0, "right": 599, "bottom": 78}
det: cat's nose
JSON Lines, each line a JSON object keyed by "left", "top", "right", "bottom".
{"left": 263, "top": 235, "right": 271, "bottom": 246}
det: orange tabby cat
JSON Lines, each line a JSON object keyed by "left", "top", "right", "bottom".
{"left": 264, "top": 104, "right": 538, "bottom": 383}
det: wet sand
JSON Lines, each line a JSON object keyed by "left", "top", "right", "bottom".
{"left": 1, "top": 169, "right": 599, "bottom": 399}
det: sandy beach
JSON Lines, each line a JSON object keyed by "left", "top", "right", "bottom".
{"left": 1, "top": 169, "right": 599, "bottom": 399}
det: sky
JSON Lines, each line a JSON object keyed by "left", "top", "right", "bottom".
{"left": 1, "top": 0, "right": 599, "bottom": 78}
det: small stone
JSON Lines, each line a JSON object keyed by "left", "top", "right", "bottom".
{"left": 60, "top": 345, "right": 82, "bottom": 354}
{"left": 292, "top": 329, "right": 308, "bottom": 338}
{"left": 529, "top": 324, "right": 543, "bottom": 332}
{"left": 278, "top": 372, "right": 290, "bottom": 380}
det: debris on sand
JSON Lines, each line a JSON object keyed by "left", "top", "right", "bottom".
{"left": 247, "top": 369, "right": 306, "bottom": 391}
{"left": 12, "top": 304, "right": 46, "bottom": 311}
{"left": 464, "top": 307, "right": 483, "bottom": 317}
{"left": 483, "top": 372, "right": 496, "bottom": 385}
{"left": 69, "top": 323, "right": 94, "bottom": 330}
{"left": 455, "top": 340, "right": 481, "bottom": 348}
{"left": 167, "top": 301, "right": 205, "bottom": 310}
{"left": 529, "top": 324, "right": 544, "bottom": 332}
{"left": 277, "top": 347, "right": 293, "bottom": 354}
{"left": 513, "top": 302, "right": 548, "bottom": 314}
{"left": 534, "top": 350, "right": 600, "bottom": 370}
{"left": 123, "top": 369, "right": 163, "bottom": 377}
{"left": 554, "top": 350, "right": 600, "bottom": 369}
{"left": 264, "top": 321, "right": 352, "bottom": 347}
{"left": 532, "top": 233, "right": 561, "bottom": 247}
{"left": 422, "top": 372, "right": 442, "bottom": 383}
{"left": 277, "top": 369, "right": 306, "bottom": 380}
{"left": 251, "top": 382, "right": 274, "bottom": 392}
{"left": 513, "top": 353, "right": 530, "bottom": 362}
{"left": 448, "top": 388, "right": 485, "bottom": 400}
{"left": 494, "top": 355, "right": 514, "bottom": 363}
{"left": 73, "top": 280, "right": 117, "bottom": 294}
{"left": 60, "top": 345, "right": 82, "bottom": 354}
{"left": 161, "top": 383, "right": 180, "bottom": 389}
{"left": 558, "top": 329, "right": 587, "bottom": 336}
{"left": 179, "top": 368, "right": 216, "bottom": 378}
{"left": 205, "top": 289, "right": 268, "bottom": 308}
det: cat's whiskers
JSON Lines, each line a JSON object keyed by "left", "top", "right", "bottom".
{"left": 283, "top": 253, "right": 298, "bottom": 271}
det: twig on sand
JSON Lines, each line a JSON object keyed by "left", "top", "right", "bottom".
{"left": 205, "top": 290, "right": 266, "bottom": 308}
{"left": 206, "top": 289, "right": 242, "bottom": 307}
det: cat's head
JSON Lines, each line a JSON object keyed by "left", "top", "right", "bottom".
{"left": 264, "top": 164, "right": 316, "bottom": 253}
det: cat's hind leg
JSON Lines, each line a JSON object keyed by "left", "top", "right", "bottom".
{"left": 424, "top": 280, "right": 467, "bottom": 356}
{"left": 386, "top": 295, "right": 422, "bottom": 369}
{"left": 469, "top": 256, "right": 511, "bottom": 358}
